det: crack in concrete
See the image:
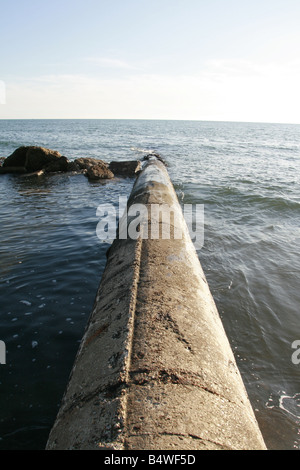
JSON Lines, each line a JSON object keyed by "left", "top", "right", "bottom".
{"left": 124, "top": 431, "right": 233, "bottom": 450}
{"left": 162, "top": 311, "right": 194, "bottom": 353}
{"left": 56, "top": 363, "right": 237, "bottom": 422}
{"left": 128, "top": 367, "right": 236, "bottom": 403}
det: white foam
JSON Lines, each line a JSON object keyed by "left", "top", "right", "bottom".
{"left": 267, "top": 391, "right": 300, "bottom": 421}
{"left": 279, "top": 393, "right": 300, "bottom": 420}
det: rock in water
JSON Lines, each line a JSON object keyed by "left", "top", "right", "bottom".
{"left": 108, "top": 160, "right": 141, "bottom": 177}
{"left": 66, "top": 161, "right": 82, "bottom": 172}
{"left": 2, "top": 147, "right": 29, "bottom": 167}
{"left": 73, "top": 157, "right": 114, "bottom": 180}
{"left": 86, "top": 163, "right": 114, "bottom": 180}
{"left": 2, "top": 146, "right": 66, "bottom": 172}
{"left": 1, "top": 147, "right": 141, "bottom": 180}
{"left": 25, "top": 147, "right": 63, "bottom": 172}
{"left": 44, "top": 156, "right": 69, "bottom": 173}
{"left": 73, "top": 157, "right": 105, "bottom": 171}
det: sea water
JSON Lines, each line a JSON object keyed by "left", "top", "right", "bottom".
{"left": 0, "top": 119, "right": 299, "bottom": 449}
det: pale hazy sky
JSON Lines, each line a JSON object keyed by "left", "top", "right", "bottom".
{"left": 1, "top": 0, "right": 300, "bottom": 123}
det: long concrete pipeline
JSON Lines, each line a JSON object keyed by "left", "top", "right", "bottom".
{"left": 46, "top": 157, "right": 266, "bottom": 450}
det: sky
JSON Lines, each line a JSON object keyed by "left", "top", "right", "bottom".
{"left": 1, "top": 0, "right": 300, "bottom": 123}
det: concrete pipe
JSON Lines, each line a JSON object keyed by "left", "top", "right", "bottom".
{"left": 46, "top": 157, "right": 266, "bottom": 450}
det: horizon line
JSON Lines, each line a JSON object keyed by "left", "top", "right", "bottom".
{"left": 0, "top": 117, "right": 299, "bottom": 126}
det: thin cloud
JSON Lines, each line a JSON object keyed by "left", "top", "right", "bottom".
{"left": 83, "top": 57, "right": 137, "bottom": 70}
{"left": 0, "top": 80, "right": 6, "bottom": 104}
{"left": 3, "top": 60, "right": 300, "bottom": 123}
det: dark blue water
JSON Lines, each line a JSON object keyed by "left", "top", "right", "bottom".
{"left": 0, "top": 119, "right": 299, "bottom": 449}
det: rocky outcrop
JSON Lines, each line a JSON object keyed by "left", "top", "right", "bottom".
{"left": 68, "top": 158, "right": 141, "bottom": 180}
{"left": 71, "top": 158, "right": 114, "bottom": 180}
{"left": 86, "top": 165, "right": 114, "bottom": 180}
{"left": 0, "top": 166, "right": 27, "bottom": 174}
{"left": 73, "top": 157, "right": 102, "bottom": 172}
{"left": 0, "top": 146, "right": 143, "bottom": 180}
{"left": 2, "top": 146, "right": 31, "bottom": 168}
{"left": 43, "top": 156, "right": 69, "bottom": 173}
{"left": 108, "top": 160, "right": 141, "bottom": 177}
{"left": 2, "top": 146, "right": 64, "bottom": 172}
{"left": 66, "top": 161, "right": 82, "bottom": 172}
